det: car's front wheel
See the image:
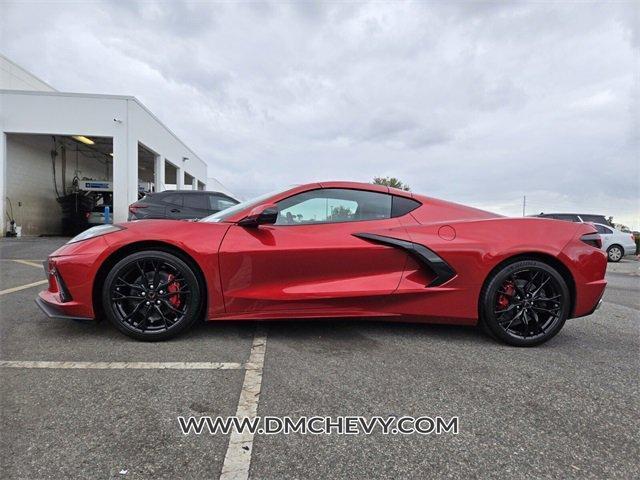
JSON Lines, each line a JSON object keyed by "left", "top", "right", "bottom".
{"left": 102, "top": 250, "right": 202, "bottom": 341}
{"left": 480, "top": 260, "right": 570, "bottom": 347}
{"left": 607, "top": 245, "right": 623, "bottom": 262}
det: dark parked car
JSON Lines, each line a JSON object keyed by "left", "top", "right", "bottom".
{"left": 533, "top": 213, "right": 611, "bottom": 225}
{"left": 128, "top": 191, "right": 239, "bottom": 221}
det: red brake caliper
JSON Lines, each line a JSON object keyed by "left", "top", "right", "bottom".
{"left": 166, "top": 274, "right": 181, "bottom": 308}
{"left": 497, "top": 281, "right": 515, "bottom": 310}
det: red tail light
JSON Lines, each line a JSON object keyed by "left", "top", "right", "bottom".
{"left": 580, "top": 233, "right": 602, "bottom": 249}
{"left": 128, "top": 203, "right": 148, "bottom": 214}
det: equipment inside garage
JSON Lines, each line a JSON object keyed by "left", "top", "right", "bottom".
{"left": 5, "top": 134, "right": 156, "bottom": 236}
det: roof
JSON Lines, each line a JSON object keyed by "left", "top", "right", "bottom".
{"left": 0, "top": 54, "right": 57, "bottom": 92}
{"left": 537, "top": 212, "right": 606, "bottom": 216}
{"left": 0, "top": 89, "right": 203, "bottom": 166}
{"left": 316, "top": 180, "right": 414, "bottom": 198}
{"left": 155, "top": 190, "right": 238, "bottom": 200}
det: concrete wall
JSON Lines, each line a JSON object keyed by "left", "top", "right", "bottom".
{"left": 0, "top": 55, "right": 56, "bottom": 92}
{"left": 6, "top": 134, "right": 111, "bottom": 235}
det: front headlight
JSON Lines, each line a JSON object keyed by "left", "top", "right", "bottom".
{"left": 67, "top": 225, "right": 125, "bottom": 244}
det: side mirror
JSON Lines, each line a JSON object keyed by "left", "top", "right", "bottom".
{"left": 238, "top": 203, "right": 278, "bottom": 228}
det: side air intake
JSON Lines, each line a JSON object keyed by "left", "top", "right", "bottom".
{"left": 353, "top": 233, "right": 456, "bottom": 287}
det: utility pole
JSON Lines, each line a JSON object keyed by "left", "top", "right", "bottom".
{"left": 522, "top": 195, "right": 526, "bottom": 217}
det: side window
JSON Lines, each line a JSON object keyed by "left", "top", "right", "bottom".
{"left": 184, "top": 194, "right": 208, "bottom": 210}
{"left": 391, "top": 196, "right": 421, "bottom": 217}
{"left": 209, "top": 195, "right": 238, "bottom": 211}
{"left": 162, "top": 194, "right": 183, "bottom": 207}
{"left": 580, "top": 215, "right": 608, "bottom": 225}
{"left": 595, "top": 224, "right": 607, "bottom": 234}
{"left": 218, "top": 199, "right": 238, "bottom": 210}
{"left": 275, "top": 189, "right": 392, "bottom": 225}
{"left": 555, "top": 214, "right": 580, "bottom": 222}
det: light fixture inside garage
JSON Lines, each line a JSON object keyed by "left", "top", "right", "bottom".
{"left": 72, "top": 135, "right": 95, "bottom": 145}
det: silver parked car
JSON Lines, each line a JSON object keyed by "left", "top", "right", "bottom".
{"left": 593, "top": 223, "right": 637, "bottom": 262}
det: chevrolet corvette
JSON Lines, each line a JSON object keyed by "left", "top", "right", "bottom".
{"left": 37, "top": 181, "right": 607, "bottom": 346}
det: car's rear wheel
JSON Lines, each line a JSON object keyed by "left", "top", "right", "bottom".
{"left": 607, "top": 245, "right": 623, "bottom": 262}
{"left": 102, "top": 250, "right": 201, "bottom": 341}
{"left": 480, "top": 260, "right": 570, "bottom": 347}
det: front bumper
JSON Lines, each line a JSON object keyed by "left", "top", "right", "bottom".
{"left": 37, "top": 241, "right": 106, "bottom": 320}
{"left": 36, "top": 291, "right": 92, "bottom": 321}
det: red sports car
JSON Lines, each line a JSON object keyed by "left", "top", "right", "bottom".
{"left": 37, "top": 181, "right": 607, "bottom": 346}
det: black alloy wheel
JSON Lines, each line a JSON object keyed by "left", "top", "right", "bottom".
{"left": 102, "top": 250, "right": 201, "bottom": 341}
{"left": 480, "top": 260, "right": 570, "bottom": 346}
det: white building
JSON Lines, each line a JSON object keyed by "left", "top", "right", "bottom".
{"left": 0, "top": 54, "right": 228, "bottom": 235}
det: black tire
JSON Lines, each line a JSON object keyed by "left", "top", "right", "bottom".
{"left": 102, "top": 250, "right": 202, "bottom": 341}
{"left": 607, "top": 245, "right": 623, "bottom": 263}
{"left": 480, "top": 260, "right": 570, "bottom": 347}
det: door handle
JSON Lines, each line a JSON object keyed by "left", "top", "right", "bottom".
{"left": 170, "top": 208, "right": 181, "bottom": 213}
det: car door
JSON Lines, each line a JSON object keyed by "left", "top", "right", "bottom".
{"left": 162, "top": 193, "right": 184, "bottom": 219}
{"left": 218, "top": 188, "right": 409, "bottom": 314}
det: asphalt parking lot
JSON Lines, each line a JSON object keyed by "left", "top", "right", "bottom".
{"left": 1, "top": 237, "right": 638, "bottom": 479}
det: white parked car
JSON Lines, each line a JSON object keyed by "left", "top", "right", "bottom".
{"left": 593, "top": 223, "right": 637, "bottom": 262}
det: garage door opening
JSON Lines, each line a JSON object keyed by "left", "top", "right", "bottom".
{"left": 137, "top": 143, "right": 156, "bottom": 194}
{"left": 164, "top": 161, "right": 178, "bottom": 190}
{"left": 5, "top": 133, "right": 113, "bottom": 236}
{"left": 184, "top": 172, "right": 195, "bottom": 190}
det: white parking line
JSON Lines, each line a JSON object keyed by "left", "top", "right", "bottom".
{"left": 220, "top": 327, "right": 268, "bottom": 480}
{"left": 0, "top": 260, "right": 46, "bottom": 295}
{"left": 12, "top": 259, "right": 44, "bottom": 269}
{"left": 0, "top": 360, "right": 244, "bottom": 370}
{"left": 0, "top": 280, "right": 48, "bottom": 296}
{"left": 0, "top": 290, "right": 268, "bottom": 479}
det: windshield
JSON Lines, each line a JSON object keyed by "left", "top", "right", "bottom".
{"left": 201, "top": 188, "right": 288, "bottom": 223}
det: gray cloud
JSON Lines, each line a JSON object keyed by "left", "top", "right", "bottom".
{"left": 1, "top": 0, "right": 637, "bottom": 227}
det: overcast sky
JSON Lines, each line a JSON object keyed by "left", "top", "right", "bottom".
{"left": 2, "top": 1, "right": 638, "bottom": 227}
